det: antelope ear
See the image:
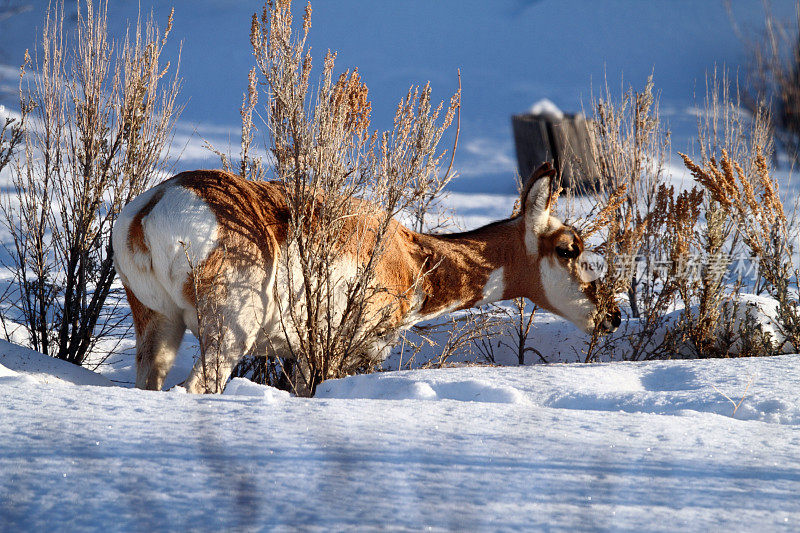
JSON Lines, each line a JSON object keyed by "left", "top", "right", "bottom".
{"left": 522, "top": 162, "right": 556, "bottom": 230}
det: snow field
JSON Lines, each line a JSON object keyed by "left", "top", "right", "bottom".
{"left": 2, "top": 340, "right": 800, "bottom": 530}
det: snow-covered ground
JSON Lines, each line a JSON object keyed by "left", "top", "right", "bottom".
{"left": 2, "top": 341, "right": 800, "bottom": 530}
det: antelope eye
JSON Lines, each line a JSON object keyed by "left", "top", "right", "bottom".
{"left": 556, "top": 245, "right": 578, "bottom": 259}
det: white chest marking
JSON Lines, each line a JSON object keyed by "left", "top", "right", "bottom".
{"left": 477, "top": 267, "right": 505, "bottom": 306}
{"left": 540, "top": 257, "right": 594, "bottom": 333}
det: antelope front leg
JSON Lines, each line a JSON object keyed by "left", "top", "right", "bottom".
{"left": 183, "top": 282, "right": 269, "bottom": 393}
{"left": 182, "top": 315, "right": 249, "bottom": 394}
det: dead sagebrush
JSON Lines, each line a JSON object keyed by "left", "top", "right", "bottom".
{"left": 0, "top": 0, "right": 181, "bottom": 365}
{"left": 681, "top": 145, "right": 799, "bottom": 352}
{"left": 577, "top": 76, "right": 676, "bottom": 361}
{"left": 181, "top": 241, "right": 234, "bottom": 393}
{"left": 678, "top": 70, "right": 798, "bottom": 355}
{"left": 577, "top": 70, "right": 793, "bottom": 362}
{"left": 735, "top": 1, "right": 800, "bottom": 164}
{"left": 249, "top": 0, "right": 459, "bottom": 395}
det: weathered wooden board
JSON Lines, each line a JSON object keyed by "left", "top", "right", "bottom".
{"left": 512, "top": 113, "right": 597, "bottom": 191}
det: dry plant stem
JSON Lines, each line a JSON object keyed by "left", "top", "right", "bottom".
{"left": 741, "top": 1, "right": 800, "bottom": 164}
{"left": 0, "top": 113, "right": 25, "bottom": 173}
{"left": 408, "top": 70, "right": 461, "bottom": 234}
{"left": 206, "top": 65, "right": 264, "bottom": 180}
{"left": 710, "top": 374, "right": 755, "bottom": 417}
{"left": 441, "top": 70, "right": 461, "bottom": 193}
{"left": 251, "top": 0, "right": 458, "bottom": 395}
{"left": 408, "top": 309, "right": 503, "bottom": 369}
{"left": 497, "top": 299, "right": 540, "bottom": 365}
{"left": 1, "top": 0, "right": 181, "bottom": 364}
{"left": 580, "top": 76, "right": 671, "bottom": 362}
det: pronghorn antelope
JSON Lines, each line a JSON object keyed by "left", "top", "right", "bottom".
{"left": 112, "top": 162, "right": 620, "bottom": 393}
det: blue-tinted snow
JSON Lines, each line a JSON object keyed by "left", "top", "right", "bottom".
{"left": 2, "top": 354, "right": 800, "bottom": 530}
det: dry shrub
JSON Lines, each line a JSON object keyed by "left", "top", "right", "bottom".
{"left": 670, "top": 74, "right": 745, "bottom": 357}
{"left": 577, "top": 73, "right": 780, "bottom": 361}
{"left": 740, "top": 1, "right": 800, "bottom": 164}
{"left": 245, "top": 0, "right": 459, "bottom": 395}
{"left": 578, "top": 76, "right": 677, "bottom": 361}
{"left": 181, "top": 241, "right": 236, "bottom": 393}
{"left": 0, "top": 103, "right": 26, "bottom": 324}
{"left": 0, "top": 1, "right": 181, "bottom": 364}
{"left": 671, "top": 70, "right": 794, "bottom": 358}
{"left": 401, "top": 309, "right": 504, "bottom": 369}
{"left": 404, "top": 73, "right": 461, "bottom": 233}
{"left": 498, "top": 298, "right": 542, "bottom": 365}
{"left": 681, "top": 133, "right": 799, "bottom": 353}
{"left": 0, "top": 107, "right": 25, "bottom": 175}
{"left": 581, "top": 70, "right": 793, "bottom": 361}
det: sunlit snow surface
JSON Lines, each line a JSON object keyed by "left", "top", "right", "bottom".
{"left": 2, "top": 341, "right": 800, "bottom": 530}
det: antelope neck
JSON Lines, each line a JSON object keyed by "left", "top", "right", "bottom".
{"left": 412, "top": 217, "right": 530, "bottom": 318}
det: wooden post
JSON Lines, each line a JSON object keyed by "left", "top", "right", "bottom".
{"left": 512, "top": 113, "right": 598, "bottom": 190}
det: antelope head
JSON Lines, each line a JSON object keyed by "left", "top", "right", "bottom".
{"left": 519, "top": 163, "right": 621, "bottom": 334}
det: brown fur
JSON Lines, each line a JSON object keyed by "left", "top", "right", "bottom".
{"left": 413, "top": 219, "right": 525, "bottom": 314}
{"left": 172, "top": 170, "right": 560, "bottom": 324}
{"left": 127, "top": 189, "right": 165, "bottom": 254}
{"left": 176, "top": 171, "right": 284, "bottom": 308}
{"left": 175, "top": 171, "right": 420, "bottom": 326}
{"left": 123, "top": 284, "right": 183, "bottom": 390}
{"left": 120, "top": 164, "right": 615, "bottom": 392}
{"left": 124, "top": 285, "right": 154, "bottom": 337}
{"left": 133, "top": 168, "right": 600, "bottom": 329}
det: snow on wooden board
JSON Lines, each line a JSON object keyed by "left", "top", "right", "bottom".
{"left": 1, "top": 354, "right": 799, "bottom": 530}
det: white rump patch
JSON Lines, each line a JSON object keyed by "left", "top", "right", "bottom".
{"left": 112, "top": 184, "right": 164, "bottom": 273}
{"left": 114, "top": 183, "right": 220, "bottom": 317}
